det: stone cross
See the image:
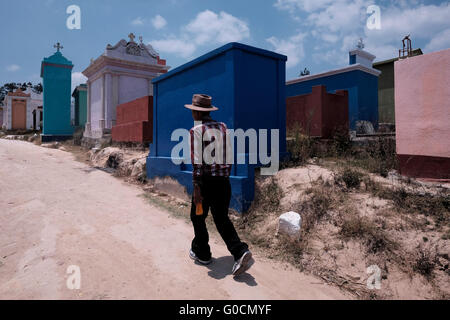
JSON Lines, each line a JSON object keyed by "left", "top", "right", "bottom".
{"left": 54, "top": 42, "right": 63, "bottom": 52}
{"left": 357, "top": 38, "right": 365, "bottom": 49}
{"left": 128, "top": 33, "right": 136, "bottom": 42}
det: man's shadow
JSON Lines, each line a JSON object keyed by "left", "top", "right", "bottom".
{"left": 195, "top": 256, "right": 257, "bottom": 287}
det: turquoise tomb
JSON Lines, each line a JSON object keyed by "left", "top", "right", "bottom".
{"left": 40, "top": 43, "right": 74, "bottom": 141}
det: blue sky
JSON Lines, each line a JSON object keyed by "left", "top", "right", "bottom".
{"left": 1, "top": 0, "right": 449, "bottom": 89}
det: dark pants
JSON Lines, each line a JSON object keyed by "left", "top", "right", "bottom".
{"left": 190, "top": 176, "right": 248, "bottom": 261}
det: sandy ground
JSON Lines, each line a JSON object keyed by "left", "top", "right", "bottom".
{"left": 0, "top": 140, "right": 349, "bottom": 300}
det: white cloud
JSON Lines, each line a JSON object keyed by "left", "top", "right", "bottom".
{"left": 424, "top": 28, "right": 450, "bottom": 53}
{"left": 152, "top": 15, "right": 167, "bottom": 29}
{"left": 321, "top": 33, "right": 339, "bottom": 43}
{"left": 366, "top": 3, "right": 450, "bottom": 58}
{"left": 185, "top": 10, "right": 249, "bottom": 45}
{"left": 364, "top": 44, "right": 398, "bottom": 62}
{"left": 274, "top": 0, "right": 450, "bottom": 67}
{"left": 274, "top": 0, "right": 370, "bottom": 68}
{"left": 6, "top": 64, "right": 20, "bottom": 72}
{"left": 306, "top": 0, "right": 366, "bottom": 33}
{"left": 71, "top": 72, "right": 87, "bottom": 92}
{"left": 131, "top": 17, "right": 145, "bottom": 26}
{"left": 312, "top": 48, "right": 347, "bottom": 67}
{"left": 274, "top": 0, "right": 334, "bottom": 13}
{"left": 132, "top": 15, "right": 167, "bottom": 29}
{"left": 267, "top": 33, "right": 306, "bottom": 68}
{"left": 340, "top": 34, "right": 361, "bottom": 52}
{"left": 150, "top": 10, "right": 249, "bottom": 59}
{"left": 150, "top": 38, "right": 196, "bottom": 59}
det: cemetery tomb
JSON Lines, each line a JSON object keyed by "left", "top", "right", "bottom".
{"left": 82, "top": 33, "right": 169, "bottom": 144}
{"left": 40, "top": 43, "right": 74, "bottom": 141}
{"left": 147, "top": 42, "right": 287, "bottom": 212}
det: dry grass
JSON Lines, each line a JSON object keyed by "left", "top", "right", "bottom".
{"left": 236, "top": 166, "right": 450, "bottom": 299}
{"left": 298, "top": 179, "right": 346, "bottom": 232}
{"left": 255, "top": 178, "right": 284, "bottom": 213}
{"left": 339, "top": 215, "right": 396, "bottom": 254}
{"left": 366, "top": 182, "right": 450, "bottom": 228}
{"left": 334, "top": 167, "right": 365, "bottom": 190}
{"left": 442, "top": 230, "right": 450, "bottom": 240}
{"left": 73, "top": 128, "right": 84, "bottom": 146}
{"left": 413, "top": 245, "right": 439, "bottom": 279}
{"left": 284, "top": 125, "right": 397, "bottom": 178}
{"left": 347, "top": 137, "right": 397, "bottom": 177}
{"left": 284, "top": 130, "right": 314, "bottom": 167}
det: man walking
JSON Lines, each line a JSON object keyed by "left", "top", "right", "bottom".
{"left": 185, "top": 94, "right": 252, "bottom": 276}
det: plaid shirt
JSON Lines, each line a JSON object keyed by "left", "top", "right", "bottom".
{"left": 190, "top": 118, "right": 232, "bottom": 183}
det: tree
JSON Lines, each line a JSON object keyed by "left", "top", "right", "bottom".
{"left": 32, "top": 83, "right": 43, "bottom": 94}
{"left": 0, "top": 82, "right": 42, "bottom": 104}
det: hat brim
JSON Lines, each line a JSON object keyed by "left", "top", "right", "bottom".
{"left": 184, "top": 104, "right": 219, "bottom": 112}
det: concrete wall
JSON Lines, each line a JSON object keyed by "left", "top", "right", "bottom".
{"left": 73, "top": 86, "right": 87, "bottom": 127}
{"left": 322, "top": 88, "right": 349, "bottom": 138}
{"left": 79, "top": 89, "right": 88, "bottom": 127}
{"left": 90, "top": 77, "right": 103, "bottom": 137}
{"left": 374, "top": 61, "right": 395, "bottom": 123}
{"left": 286, "top": 69, "right": 379, "bottom": 130}
{"left": 287, "top": 91, "right": 322, "bottom": 136}
{"left": 87, "top": 73, "right": 153, "bottom": 138}
{"left": 112, "top": 95, "right": 153, "bottom": 143}
{"left": 118, "top": 75, "right": 149, "bottom": 105}
{"left": 286, "top": 85, "right": 349, "bottom": 138}
{"left": 395, "top": 48, "right": 450, "bottom": 179}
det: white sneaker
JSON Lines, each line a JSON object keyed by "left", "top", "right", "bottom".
{"left": 232, "top": 250, "right": 252, "bottom": 276}
{"left": 189, "top": 249, "right": 212, "bottom": 265}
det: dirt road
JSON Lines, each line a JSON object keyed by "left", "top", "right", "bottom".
{"left": 0, "top": 140, "right": 349, "bottom": 299}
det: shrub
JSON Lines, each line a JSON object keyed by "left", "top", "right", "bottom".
{"left": 73, "top": 128, "right": 84, "bottom": 146}
{"left": 331, "top": 126, "right": 352, "bottom": 156}
{"left": 413, "top": 246, "right": 438, "bottom": 279}
{"left": 335, "top": 168, "right": 365, "bottom": 189}
{"left": 250, "top": 178, "right": 284, "bottom": 215}
{"left": 106, "top": 153, "right": 123, "bottom": 169}
{"left": 286, "top": 126, "right": 314, "bottom": 166}
{"left": 351, "top": 137, "right": 397, "bottom": 177}
{"left": 296, "top": 180, "right": 344, "bottom": 232}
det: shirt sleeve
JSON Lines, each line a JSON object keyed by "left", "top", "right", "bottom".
{"left": 190, "top": 127, "right": 203, "bottom": 183}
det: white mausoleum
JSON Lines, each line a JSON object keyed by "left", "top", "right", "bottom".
{"left": 82, "top": 33, "right": 169, "bottom": 140}
{"left": 2, "top": 88, "right": 43, "bottom": 131}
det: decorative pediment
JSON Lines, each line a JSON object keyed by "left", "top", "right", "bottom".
{"left": 126, "top": 42, "right": 141, "bottom": 56}
{"left": 106, "top": 39, "right": 127, "bottom": 51}
{"left": 145, "top": 43, "right": 159, "bottom": 58}
{"left": 83, "top": 33, "right": 170, "bottom": 78}
{"left": 105, "top": 33, "right": 159, "bottom": 62}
